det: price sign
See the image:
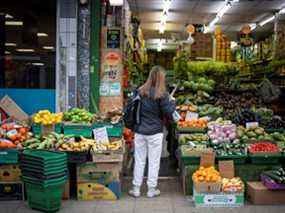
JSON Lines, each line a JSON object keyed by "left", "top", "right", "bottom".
{"left": 93, "top": 127, "right": 109, "bottom": 145}
{"left": 219, "top": 160, "right": 234, "bottom": 179}
{"left": 185, "top": 111, "right": 199, "bottom": 121}
{"left": 246, "top": 122, "right": 259, "bottom": 129}
{"left": 200, "top": 152, "right": 215, "bottom": 167}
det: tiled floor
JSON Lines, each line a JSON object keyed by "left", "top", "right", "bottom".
{"left": 1, "top": 178, "right": 285, "bottom": 213}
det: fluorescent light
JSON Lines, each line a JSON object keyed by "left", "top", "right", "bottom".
{"left": 5, "top": 21, "right": 23, "bottom": 26}
{"left": 43, "top": 46, "right": 54, "bottom": 50}
{"left": 161, "top": 13, "right": 168, "bottom": 25}
{"left": 157, "top": 40, "right": 163, "bottom": 52}
{"left": 5, "top": 14, "right": 13, "bottom": 19}
{"left": 249, "top": 23, "right": 257, "bottom": 31}
{"left": 109, "top": 0, "right": 123, "bottom": 6}
{"left": 217, "top": 3, "right": 231, "bottom": 18}
{"left": 32, "top": 63, "right": 44, "bottom": 66}
{"left": 163, "top": 0, "right": 172, "bottom": 13}
{"left": 159, "top": 23, "right": 166, "bottom": 34}
{"left": 37, "top": 33, "right": 48, "bottom": 37}
{"left": 5, "top": 42, "right": 17, "bottom": 47}
{"left": 279, "top": 7, "right": 285, "bottom": 14}
{"left": 5, "top": 51, "right": 11, "bottom": 54}
{"left": 209, "top": 16, "right": 220, "bottom": 28}
{"left": 259, "top": 15, "right": 275, "bottom": 26}
{"left": 231, "top": 41, "right": 238, "bottom": 48}
{"left": 16, "top": 49, "right": 35, "bottom": 52}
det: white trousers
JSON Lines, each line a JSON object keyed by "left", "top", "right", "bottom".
{"left": 132, "top": 133, "right": 163, "bottom": 188}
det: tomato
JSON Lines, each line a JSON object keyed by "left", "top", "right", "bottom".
{"left": 19, "top": 128, "right": 27, "bottom": 134}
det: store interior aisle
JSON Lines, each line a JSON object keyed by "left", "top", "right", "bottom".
{"left": 2, "top": 178, "right": 285, "bottom": 213}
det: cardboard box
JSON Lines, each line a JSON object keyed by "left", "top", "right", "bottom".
{"left": 0, "top": 182, "right": 24, "bottom": 201}
{"left": 77, "top": 182, "right": 121, "bottom": 200}
{"left": 0, "top": 165, "right": 21, "bottom": 182}
{"left": 194, "top": 190, "right": 244, "bottom": 207}
{"left": 247, "top": 182, "right": 285, "bottom": 205}
{"left": 0, "top": 95, "right": 29, "bottom": 122}
{"left": 77, "top": 162, "right": 121, "bottom": 183}
{"left": 193, "top": 152, "right": 222, "bottom": 193}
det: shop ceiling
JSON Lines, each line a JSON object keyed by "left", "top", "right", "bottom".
{"left": 128, "top": 0, "right": 285, "bottom": 49}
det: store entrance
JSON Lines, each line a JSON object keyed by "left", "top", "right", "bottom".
{"left": 0, "top": 0, "right": 56, "bottom": 114}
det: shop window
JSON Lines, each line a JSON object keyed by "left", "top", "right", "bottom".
{"left": 0, "top": 0, "right": 56, "bottom": 89}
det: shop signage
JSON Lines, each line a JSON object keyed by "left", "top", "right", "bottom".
{"left": 99, "top": 81, "right": 121, "bottom": 96}
{"left": 107, "top": 29, "right": 121, "bottom": 49}
{"left": 104, "top": 52, "right": 121, "bottom": 66}
{"left": 93, "top": 127, "right": 109, "bottom": 144}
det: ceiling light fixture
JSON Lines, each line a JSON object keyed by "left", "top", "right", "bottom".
{"left": 5, "top": 42, "right": 17, "bottom": 47}
{"left": 32, "top": 62, "right": 44, "bottom": 66}
{"left": 217, "top": 3, "right": 231, "bottom": 18}
{"left": 5, "top": 21, "right": 23, "bottom": 26}
{"left": 16, "top": 49, "right": 35, "bottom": 52}
{"left": 204, "top": 0, "right": 238, "bottom": 33}
{"left": 249, "top": 23, "right": 257, "bottom": 31}
{"left": 109, "top": 0, "right": 123, "bottom": 6}
{"left": 257, "top": 7, "right": 285, "bottom": 28}
{"left": 5, "top": 14, "right": 13, "bottom": 19}
{"left": 158, "top": 0, "right": 172, "bottom": 34}
{"left": 163, "top": 0, "right": 172, "bottom": 13}
{"left": 159, "top": 23, "right": 166, "bottom": 34}
{"left": 43, "top": 46, "right": 54, "bottom": 50}
{"left": 259, "top": 15, "right": 275, "bottom": 26}
{"left": 37, "top": 33, "right": 48, "bottom": 37}
{"left": 279, "top": 7, "right": 285, "bottom": 14}
{"left": 157, "top": 39, "right": 163, "bottom": 52}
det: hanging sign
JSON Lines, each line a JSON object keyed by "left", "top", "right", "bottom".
{"left": 107, "top": 29, "right": 121, "bottom": 49}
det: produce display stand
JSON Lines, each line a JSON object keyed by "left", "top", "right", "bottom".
{"left": 0, "top": 149, "right": 19, "bottom": 164}
{"left": 249, "top": 152, "right": 282, "bottom": 165}
{"left": 63, "top": 122, "right": 93, "bottom": 138}
{"left": 32, "top": 123, "right": 62, "bottom": 136}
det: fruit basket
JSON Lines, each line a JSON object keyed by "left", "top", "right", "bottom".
{"left": 63, "top": 122, "right": 93, "bottom": 138}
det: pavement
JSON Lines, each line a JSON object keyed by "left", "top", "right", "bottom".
{"left": 1, "top": 178, "right": 285, "bottom": 213}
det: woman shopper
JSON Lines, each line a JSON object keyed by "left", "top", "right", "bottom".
{"left": 129, "top": 65, "right": 176, "bottom": 198}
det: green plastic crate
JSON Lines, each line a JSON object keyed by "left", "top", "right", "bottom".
{"left": 93, "top": 122, "right": 123, "bottom": 137}
{"left": 32, "top": 123, "right": 62, "bottom": 135}
{"left": 25, "top": 181, "right": 65, "bottom": 212}
{"left": 265, "top": 128, "right": 285, "bottom": 133}
{"left": 22, "top": 175, "right": 67, "bottom": 186}
{"left": 63, "top": 123, "right": 92, "bottom": 138}
{"left": 216, "top": 154, "right": 247, "bottom": 165}
{"left": 177, "top": 127, "right": 207, "bottom": 134}
{"left": 20, "top": 164, "right": 67, "bottom": 176}
{"left": 20, "top": 157, "right": 67, "bottom": 168}
{"left": 22, "top": 149, "right": 67, "bottom": 163}
{"left": 249, "top": 153, "right": 282, "bottom": 165}
{"left": 0, "top": 149, "right": 19, "bottom": 164}
{"left": 181, "top": 155, "right": 200, "bottom": 165}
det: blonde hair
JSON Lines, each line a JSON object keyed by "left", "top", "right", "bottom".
{"left": 139, "top": 65, "right": 166, "bottom": 99}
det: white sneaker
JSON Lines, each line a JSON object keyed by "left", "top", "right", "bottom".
{"left": 129, "top": 186, "right": 140, "bottom": 198}
{"left": 147, "top": 188, "right": 161, "bottom": 198}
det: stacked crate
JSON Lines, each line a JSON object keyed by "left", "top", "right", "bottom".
{"left": 0, "top": 148, "right": 23, "bottom": 201}
{"left": 215, "top": 27, "right": 231, "bottom": 62}
{"left": 20, "top": 150, "right": 67, "bottom": 212}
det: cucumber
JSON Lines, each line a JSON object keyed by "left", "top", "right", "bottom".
{"left": 263, "top": 171, "right": 284, "bottom": 184}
